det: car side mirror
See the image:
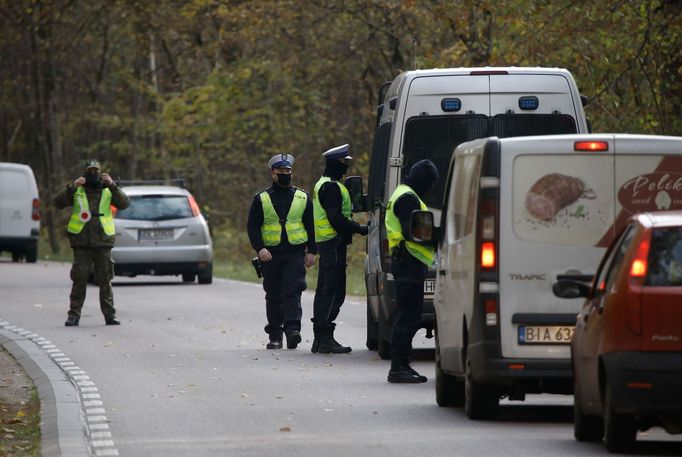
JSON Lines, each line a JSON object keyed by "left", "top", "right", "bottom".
{"left": 552, "top": 280, "right": 590, "bottom": 299}
{"left": 344, "top": 176, "right": 368, "bottom": 213}
{"left": 409, "top": 210, "right": 434, "bottom": 243}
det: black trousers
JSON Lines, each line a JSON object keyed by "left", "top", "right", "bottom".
{"left": 391, "top": 253, "right": 427, "bottom": 362}
{"left": 262, "top": 250, "right": 307, "bottom": 337}
{"left": 312, "top": 238, "right": 347, "bottom": 326}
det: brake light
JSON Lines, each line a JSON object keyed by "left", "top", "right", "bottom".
{"left": 629, "top": 231, "right": 651, "bottom": 284}
{"left": 574, "top": 141, "right": 609, "bottom": 152}
{"left": 627, "top": 230, "right": 652, "bottom": 335}
{"left": 188, "top": 195, "right": 201, "bottom": 217}
{"left": 481, "top": 242, "right": 495, "bottom": 268}
{"left": 31, "top": 198, "right": 40, "bottom": 221}
{"left": 469, "top": 70, "right": 509, "bottom": 75}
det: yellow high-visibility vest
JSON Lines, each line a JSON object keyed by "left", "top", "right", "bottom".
{"left": 385, "top": 184, "right": 434, "bottom": 266}
{"left": 259, "top": 188, "right": 308, "bottom": 246}
{"left": 67, "top": 187, "right": 115, "bottom": 236}
{"left": 313, "top": 176, "right": 351, "bottom": 242}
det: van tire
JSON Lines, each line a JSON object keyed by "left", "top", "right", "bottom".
{"left": 573, "top": 380, "right": 603, "bottom": 442}
{"left": 182, "top": 273, "right": 196, "bottom": 283}
{"left": 604, "top": 385, "right": 636, "bottom": 452}
{"left": 464, "top": 356, "right": 498, "bottom": 420}
{"left": 377, "top": 305, "right": 391, "bottom": 360}
{"left": 435, "top": 332, "right": 464, "bottom": 407}
{"left": 26, "top": 247, "right": 37, "bottom": 263}
{"left": 366, "top": 301, "right": 379, "bottom": 350}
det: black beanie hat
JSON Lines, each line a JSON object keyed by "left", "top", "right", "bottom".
{"left": 404, "top": 159, "right": 439, "bottom": 198}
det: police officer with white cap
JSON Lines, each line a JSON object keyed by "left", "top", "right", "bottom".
{"left": 247, "top": 154, "right": 317, "bottom": 350}
{"left": 311, "top": 144, "right": 368, "bottom": 354}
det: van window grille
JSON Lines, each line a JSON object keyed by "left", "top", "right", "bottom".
{"left": 492, "top": 114, "right": 577, "bottom": 138}
{"left": 402, "top": 115, "right": 488, "bottom": 209}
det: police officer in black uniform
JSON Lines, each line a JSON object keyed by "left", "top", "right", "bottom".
{"left": 385, "top": 159, "right": 438, "bottom": 383}
{"left": 311, "top": 144, "right": 368, "bottom": 354}
{"left": 247, "top": 154, "right": 317, "bottom": 350}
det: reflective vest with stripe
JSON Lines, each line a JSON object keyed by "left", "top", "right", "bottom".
{"left": 68, "top": 187, "right": 115, "bottom": 236}
{"left": 259, "top": 188, "right": 308, "bottom": 246}
{"left": 313, "top": 176, "right": 351, "bottom": 242}
{"left": 385, "top": 184, "right": 435, "bottom": 266}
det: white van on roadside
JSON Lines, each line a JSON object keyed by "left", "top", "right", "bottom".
{"left": 0, "top": 162, "right": 40, "bottom": 262}
{"left": 352, "top": 67, "right": 590, "bottom": 359}
{"left": 431, "top": 134, "right": 682, "bottom": 419}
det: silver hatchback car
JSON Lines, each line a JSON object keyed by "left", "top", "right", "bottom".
{"left": 111, "top": 185, "right": 213, "bottom": 284}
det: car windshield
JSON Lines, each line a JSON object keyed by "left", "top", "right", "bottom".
{"left": 647, "top": 227, "right": 682, "bottom": 286}
{"left": 115, "top": 195, "right": 193, "bottom": 221}
{"left": 401, "top": 114, "right": 577, "bottom": 209}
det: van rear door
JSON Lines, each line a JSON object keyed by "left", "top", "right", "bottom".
{"left": 498, "top": 135, "right": 615, "bottom": 360}
{"left": 0, "top": 165, "right": 33, "bottom": 237}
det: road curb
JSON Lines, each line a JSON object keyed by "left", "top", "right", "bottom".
{"left": 0, "top": 323, "right": 90, "bottom": 457}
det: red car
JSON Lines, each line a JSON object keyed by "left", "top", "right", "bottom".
{"left": 554, "top": 211, "right": 682, "bottom": 452}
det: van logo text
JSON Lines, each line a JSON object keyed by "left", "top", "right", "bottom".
{"left": 652, "top": 334, "right": 679, "bottom": 342}
{"left": 509, "top": 274, "right": 546, "bottom": 281}
{"left": 620, "top": 172, "right": 682, "bottom": 213}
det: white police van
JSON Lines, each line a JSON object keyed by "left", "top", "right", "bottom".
{"left": 431, "top": 133, "right": 682, "bottom": 419}
{"left": 0, "top": 162, "right": 40, "bottom": 262}
{"left": 350, "top": 67, "right": 590, "bottom": 359}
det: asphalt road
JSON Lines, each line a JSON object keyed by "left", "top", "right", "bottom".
{"left": 1, "top": 259, "right": 680, "bottom": 457}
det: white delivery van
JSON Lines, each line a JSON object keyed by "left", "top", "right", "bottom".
{"left": 354, "top": 67, "right": 590, "bottom": 359}
{"left": 432, "top": 133, "right": 682, "bottom": 419}
{"left": 0, "top": 162, "right": 40, "bottom": 262}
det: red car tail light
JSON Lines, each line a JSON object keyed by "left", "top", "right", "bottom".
{"left": 627, "top": 230, "right": 652, "bottom": 334}
{"left": 188, "top": 195, "right": 201, "bottom": 217}
{"left": 481, "top": 242, "right": 496, "bottom": 268}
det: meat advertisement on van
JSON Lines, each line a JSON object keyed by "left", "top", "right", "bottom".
{"left": 512, "top": 154, "right": 613, "bottom": 247}
{"left": 513, "top": 153, "right": 682, "bottom": 248}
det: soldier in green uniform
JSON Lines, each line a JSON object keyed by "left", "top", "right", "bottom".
{"left": 53, "top": 159, "right": 129, "bottom": 326}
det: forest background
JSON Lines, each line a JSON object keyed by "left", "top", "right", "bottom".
{"left": 1, "top": 0, "right": 681, "bottom": 291}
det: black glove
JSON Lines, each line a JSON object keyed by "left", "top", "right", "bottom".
{"left": 358, "top": 225, "right": 369, "bottom": 236}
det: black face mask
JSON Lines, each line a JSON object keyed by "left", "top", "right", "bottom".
{"left": 275, "top": 173, "right": 292, "bottom": 187}
{"left": 85, "top": 172, "right": 101, "bottom": 188}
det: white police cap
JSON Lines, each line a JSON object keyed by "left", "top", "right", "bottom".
{"left": 268, "top": 154, "right": 294, "bottom": 169}
{"left": 322, "top": 144, "right": 352, "bottom": 160}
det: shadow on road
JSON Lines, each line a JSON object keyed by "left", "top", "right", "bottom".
{"left": 496, "top": 403, "right": 573, "bottom": 423}
{"left": 111, "top": 281, "right": 189, "bottom": 287}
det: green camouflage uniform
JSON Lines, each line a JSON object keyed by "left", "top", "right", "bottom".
{"left": 53, "top": 182, "right": 129, "bottom": 319}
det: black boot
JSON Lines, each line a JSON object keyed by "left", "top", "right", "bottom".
{"left": 265, "top": 324, "right": 283, "bottom": 350}
{"left": 311, "top": 319, "right": 320, "bottom": 353}
{"left": 387, "top": 358, "right": 427, "bottom": 383}
{"left": 64, "top": 315, "right": 79, "bottom": 327}
{"left": 285, "top": 330, "right": 301, "bottom": 349}
{"left": 317, "top": 324, "right": 352, "bottom": 354}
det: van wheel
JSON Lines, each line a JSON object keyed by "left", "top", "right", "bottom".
{"left": 182, "top": 273, "right": 196, "bottom": 283}
{"left": 26, "top": 247, "right": 37, "bottom": 263}
{"left": 573, "top": 378, "right": 603, "bottom": 442}
{"left": 11, "top": 252, "right": 21, "bottom": 262}
{"left": 366, "top": 301, "right": 378, "bottom": 350}
{"left": 435, "top": 332, "right": 464, "bottom": 407}
{"left": 464, "top": 356, "right": 499, "bottom": 420}
{"left": 377, "top": 305, "right": 391, "bottom": 360}
{"left": 604, "top": 385, "right": 636, "bottom": 452}
{"left": 198, "top": 262, "right": 213, "bottom": 284}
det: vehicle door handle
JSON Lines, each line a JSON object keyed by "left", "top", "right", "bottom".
{"left": 438, "top": 270, "right": 446, "bottom": 276}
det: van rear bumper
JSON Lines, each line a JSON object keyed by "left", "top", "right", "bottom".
{"left": 0, "top": 236, "right": 38, "bottom": 252}
{"left": 602, "top": 352, "right": 682, "bottom": 429}
{"left": 470, "top": 341, "right": 573, "bottom": 394}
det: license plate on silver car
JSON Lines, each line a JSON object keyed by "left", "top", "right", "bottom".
{"left": 139, "top": 229, "right": 173, "bottom": 240}
{"left": 518, "top": 325, "right": 575, "bottom": 344}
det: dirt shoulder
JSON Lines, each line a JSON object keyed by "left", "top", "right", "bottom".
{"left": 0, "top": 347, "right": 40, "bottom": 457}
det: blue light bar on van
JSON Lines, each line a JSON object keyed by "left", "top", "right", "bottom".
{"left": 441, "top": 98, "right": 462, "bottom": 112}
{"left": 518, "top": 96, "right": 539, "bottom": 110}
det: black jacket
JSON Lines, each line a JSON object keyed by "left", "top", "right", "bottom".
{"left": 247, "top": 184, "right": 317, "bottom": 254}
